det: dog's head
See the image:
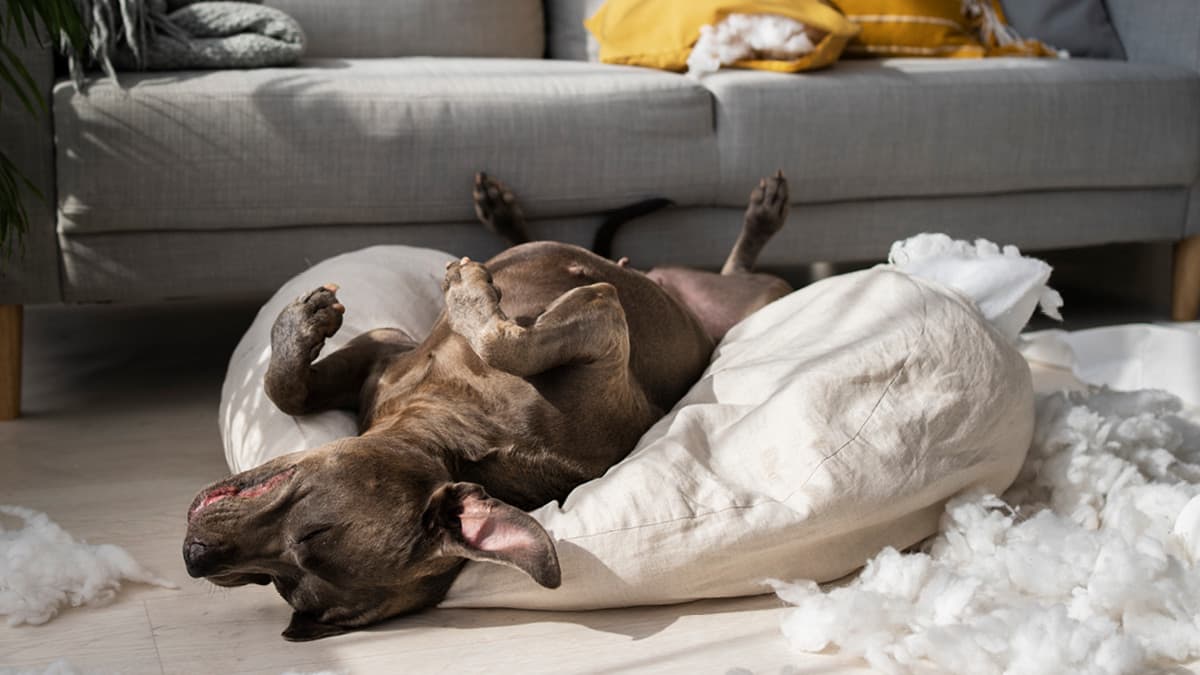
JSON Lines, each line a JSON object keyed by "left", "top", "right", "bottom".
{"left": 182, "top": 439, "right": 560, "bottom": 641}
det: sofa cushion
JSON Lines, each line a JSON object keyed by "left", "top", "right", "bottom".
{"left": 706, "top": 58, "right": 1200, "bottom": 206}
{"left": 263, "top": 0, "right": 544, "bottom": 58}
{"left": 1001, "top": 0, "right": 1126, "bottom": 60}
{"left": 54, "top": 59, "right": 718, "bottom": 235}
{"left": 545, "top": 0, "right": 606, "bottom": 60}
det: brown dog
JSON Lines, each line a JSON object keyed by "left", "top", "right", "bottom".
{"left": 183, "top": 173, "right": 792, "bottom": 641}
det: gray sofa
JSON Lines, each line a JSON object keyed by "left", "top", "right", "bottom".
{"left": 1, "top": 0, "right": 1199, "bottom": 396}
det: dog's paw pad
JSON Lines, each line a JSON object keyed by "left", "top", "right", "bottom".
{"left": 473, "top": 172, "right": 522, "bottom": 232}
{"left": 745, "top": 171, "right": 789, "bottom": 235}
{"left": 300, "top": 286, "right": 344, "bottom": 337}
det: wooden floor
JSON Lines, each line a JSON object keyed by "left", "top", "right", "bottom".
{"left": 0, "top": 301, "right": 873, "bottom": 675}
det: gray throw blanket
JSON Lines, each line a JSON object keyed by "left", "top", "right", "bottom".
{"left": 70, "top": 0, "right": 305, "bottom": 82}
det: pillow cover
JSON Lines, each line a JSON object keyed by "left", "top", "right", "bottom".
{"left": 999, "top": 0, "right": 1126, "bottom": 59}
{"left": 584, "top": 0, "right": 860, "bottom": 73}
{"left": 830, "top": 0, "right": 1060, "bottom": 58}
{"left": 220, "top": 247, "right": 1034, "bottom": 610}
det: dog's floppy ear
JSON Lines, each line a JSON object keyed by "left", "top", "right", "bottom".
{"left": 282, "top": 611, "right": 350, "bottom": 642}
{"left": 425, "top": 481, "right": 561, "bottom": 588}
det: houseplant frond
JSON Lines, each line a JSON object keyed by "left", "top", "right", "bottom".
{"left": 0, "top": 0, "right": 86, "bottom": 265}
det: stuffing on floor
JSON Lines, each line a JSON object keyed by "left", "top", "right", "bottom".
{"left": 0, "top": 505, "right": 175, "bottom": 626}
{"left": 773, "top": 387, "right": 1200, "bottom": 674}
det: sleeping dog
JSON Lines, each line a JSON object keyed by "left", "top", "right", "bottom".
{"left": 183, "top": 172, "right": 793, "bottom": 640}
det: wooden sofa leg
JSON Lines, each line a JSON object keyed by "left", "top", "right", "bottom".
{"left": 1173, "top": 236, "right": 1200, "bottom": 321}
{"left": 0, "top": 304, "right": 21, "bottom": 420}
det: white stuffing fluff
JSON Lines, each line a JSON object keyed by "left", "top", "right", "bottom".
{"left": 772, "top": 388, "right": 1200, "bottom": 674}
{"left": 687, "top": 13, "right": 817, "bottom": 78}
{"left": 0, "top": 505, "right": 176, "bottom": 626}
{"left": 889, "top": 233, "right": 1063, "bottom": 342}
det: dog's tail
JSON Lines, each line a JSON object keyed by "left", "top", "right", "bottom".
{"left": 592, "top": 198, "right": 674, "bottom": 259}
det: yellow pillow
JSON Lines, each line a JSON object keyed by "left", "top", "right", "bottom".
{"left": 585, "top": 0, "right": 861, "bottom": 73}
{"left": 830, "top": 0, "right": 1059, "bottom": 58}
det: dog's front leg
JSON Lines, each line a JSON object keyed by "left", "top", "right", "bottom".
{"left": 442, "top": 259, "right": 630, "bottom": 378}
{"left": 265, "top": 286, "right": 415, "bottom": 416}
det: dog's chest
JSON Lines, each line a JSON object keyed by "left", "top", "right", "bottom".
{"left": 363, "top": 334, "right": 567, "bottom": 443}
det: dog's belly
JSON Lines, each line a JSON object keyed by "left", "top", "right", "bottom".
{"left": 485, "top": 242, "right": 714, "bottom": 412}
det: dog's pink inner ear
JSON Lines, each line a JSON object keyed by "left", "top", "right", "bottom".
{"left": 433, "top": 482, "right": 561, "bottom": 588}
{"left": 459, "top": 494, "right": 540, "bottom": 553}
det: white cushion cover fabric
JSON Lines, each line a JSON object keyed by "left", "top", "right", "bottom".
{"left": 220, "top": 247, "right": 1035, "bottom": 609}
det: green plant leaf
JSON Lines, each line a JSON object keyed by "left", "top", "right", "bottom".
{"left": 4, "top": 3, "right": 30, "bottom": 46}
{"left": 0, "top": 151, "right": 32, "bottom": 260}
{"left": 0, "top": 0, "right": 86, "bottom": 263}
{"left": 0, "top": 41, "right": 42, "bottom": 115}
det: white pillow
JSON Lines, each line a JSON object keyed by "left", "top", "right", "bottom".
{"left": 220, "top": 249, "right": 1034, "bottom": 609}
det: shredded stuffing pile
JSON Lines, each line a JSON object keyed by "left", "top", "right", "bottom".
{"left": 773, "top": 388, "right": 1200, "bottom": 674}
{"left": 687, "top": 13, "right": 817, "bottom": 78}
{"left": 0, "top": 506, "right": 176, "bottom": 626}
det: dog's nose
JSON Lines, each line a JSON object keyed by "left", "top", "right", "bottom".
{"left": 183, "top": 537, "right": 218, "bottom": 577}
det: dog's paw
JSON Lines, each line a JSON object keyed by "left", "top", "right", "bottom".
{"left": 472, "top": 172, "right": 524, "bottom": 236}
{"left": 745, "top": 170, "right": 789, "bottom": 236}
{"left": 273, "top": 284, "right": 345, "bottom": 361}
{"left": 443, "top": 257, "right": 503, "bottom": 336}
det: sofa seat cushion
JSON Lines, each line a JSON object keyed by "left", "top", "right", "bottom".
{"left": 707, "top": 58, "right": 1200, "bottom": 206}
{"left": 54, "top": 59, "right": 718, "bottom": 235}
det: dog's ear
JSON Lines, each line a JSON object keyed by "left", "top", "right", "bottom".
{"left": 282, "top": 612, "right": 350, "bottom": 642}
{"left": 425, "top": 481, "right": 561, "bottom": 588}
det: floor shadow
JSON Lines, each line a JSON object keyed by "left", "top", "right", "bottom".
{"left": 365, "top": 592, "right": 787, "bottom": 642}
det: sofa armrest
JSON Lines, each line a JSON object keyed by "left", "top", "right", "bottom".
{"left": 0, "top": 37, "right": 61, "bottom": 304}
{"left": 1106, "top": 0, "right": 1200, "bottom": 72}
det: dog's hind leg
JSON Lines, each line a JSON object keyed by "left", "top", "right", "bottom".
{"left": 473, "top": 173, "right": 531, "bottom": 246}
{"left": 442, "top": 258, "right": 631, "bottom": 379}
{"left": 721, "top": 170, "right": 789, "bottom": 275}
{"left": 646, "top": 172, "right": 792, "bottom": 342}
{"left": 265, "top": 285, "right": 417, "bottom": 416}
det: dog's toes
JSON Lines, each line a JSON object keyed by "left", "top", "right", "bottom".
{"left": 286, "top": 285, "right": 344, "bottom": 343}
{"left": 743, "top": 173, "right": 789, "bottom": 236}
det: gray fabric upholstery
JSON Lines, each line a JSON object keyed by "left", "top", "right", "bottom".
{"left": 54, "top": 58, "right": 717, "bottom": 235}
{"left": 60, "top": 189, "right": 1186, "bottom": 302}
{"left": 608, "top": 189, "right": 1189, "bottom": 270}
{"left": 1106, "top": 0, "right": 1200, "bottom": 234}
{"left": 544, "top": 0, "right": 603, "bottom": 60}
{"left": 1000, "top": 0, "right": 1125, "bottom": 59}
{"left": 1106, "top": 0, "right": 1200, "bottom": 72}
{"left": 263, "top": 0, "right": 544, "bottom": 58}
{"left": 59, "top": 217, "right": 603, "bottom": 302}
{"left": 0, "top": 40, "right": 61, "bottom": 304}
{"left": 705, "top": 58, "right": 1200, "bottom": 207}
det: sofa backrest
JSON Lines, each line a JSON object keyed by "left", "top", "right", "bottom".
{"left": 544, "top": 0, "right": 604, "bottom": 59}
{"left": 264, "top": 0, "right": 545, "bottom": 59}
